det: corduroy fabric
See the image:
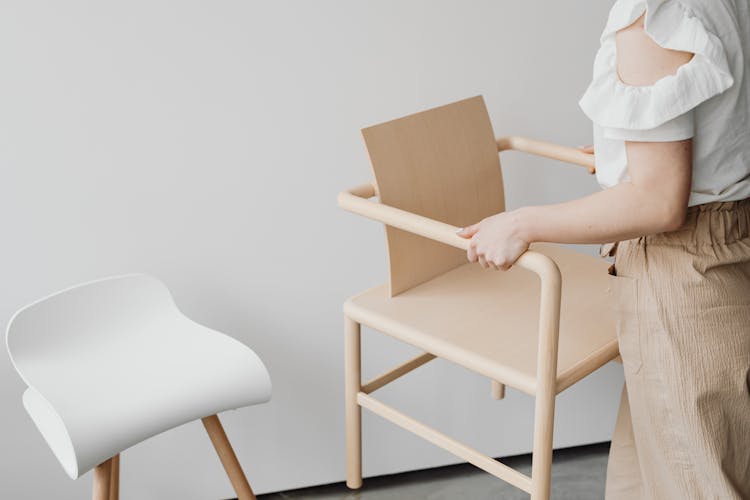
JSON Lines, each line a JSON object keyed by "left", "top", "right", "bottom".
{"left": 603, "top": 197, "right": 750, "bottom": 499}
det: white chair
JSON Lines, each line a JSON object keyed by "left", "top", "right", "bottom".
{"left": 5, "top": 274, "right": 272, "bottom": 500}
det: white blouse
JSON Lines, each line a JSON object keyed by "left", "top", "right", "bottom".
{"left": 578, "top": 0, "right": 750, "bottom": 207}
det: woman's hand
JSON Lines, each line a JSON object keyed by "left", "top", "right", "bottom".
{"left": 578, "top": 144, "right": 595, "bottom": 155}
{"left": 455, "top": 210, "right": 531, "bottom": 270}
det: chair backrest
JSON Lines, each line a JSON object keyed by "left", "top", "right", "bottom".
{"left": 361, "top": 95, "right": 506, "bottom": 296}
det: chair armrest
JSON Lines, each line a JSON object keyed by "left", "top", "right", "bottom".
{"left": 337, "top": 182, "right": 563, "bottom": 285}
{"left": 496, "top": 136, "right": 596, "bottom": 174}
{"left": 339, "top": 182, "right": 564, "bottom": 395}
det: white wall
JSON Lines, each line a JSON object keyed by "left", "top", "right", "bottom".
{"left": 0, "top": 1, "right": 619, "bottom": 498}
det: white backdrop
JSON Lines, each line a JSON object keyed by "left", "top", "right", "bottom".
{"left": 0, "top": 1, "right": 620, "bottom": 498}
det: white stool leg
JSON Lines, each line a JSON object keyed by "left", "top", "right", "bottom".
{"left": 202, "top": 414, "right": 256, "bottom": 500}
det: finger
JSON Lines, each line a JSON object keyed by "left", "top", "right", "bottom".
{"left": 499, "top": 257, "right": 513, "bottom": 271}
{"left": 577, "top": 144, "right": 595, "bottom": 155}
{"left": 486, "top": 255, "right": 500, "bottom": 270}
{"left": 489, "top": 254, "right": 511, "bottom": 271}
{"left": 467, "top": 242, "right": 477, "bottom": 263}
{"left": 478, "top": 254, "right": 489, "bottom": 269}
{"left": 456, "top": 223, "right": 480, "bottom": 239}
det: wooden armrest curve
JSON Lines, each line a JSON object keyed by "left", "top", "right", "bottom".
{"left": 497, "top": 136, "right": 596, "bottom": 174}
{"left": 337, "top": 183, "right": 562, "bottom": 286}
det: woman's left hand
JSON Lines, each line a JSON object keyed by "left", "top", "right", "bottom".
{"left": 456, "top": 211, "right": 530, "bottom": 270}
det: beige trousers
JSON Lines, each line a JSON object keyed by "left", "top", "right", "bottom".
{"left": 602, "top": 197, "right": 750, "bottom": 499}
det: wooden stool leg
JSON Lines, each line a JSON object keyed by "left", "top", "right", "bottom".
{"left": 92, "top": 458, "right": 112, "bottom": 500}
{"left": 202, "top": 414, "right": 256, "bottom": 500}
{"left": 109, "top": 454, "right": 120, "bottom": 500}
{"left": 344, "top": 315, "right": 362, "bottom": 489}
{"left": 490, "top": 380, "right": 505, "bottom": 400}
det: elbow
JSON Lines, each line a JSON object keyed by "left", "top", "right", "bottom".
{"left": 659, "top": 203, "right": 688, "bottom": 233}
{"left": 637, "top": 182, "right": 689, "bottom": 233}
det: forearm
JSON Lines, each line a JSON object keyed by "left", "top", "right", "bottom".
{"left": 513, "top": 180, "right": 684, "bottom": 245}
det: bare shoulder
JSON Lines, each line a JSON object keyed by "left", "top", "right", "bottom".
{"left": 615, "top": 13, "right": 694, "bottom": 86}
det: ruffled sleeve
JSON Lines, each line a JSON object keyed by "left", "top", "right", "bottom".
{"left": 578, "top": 0, "right": 735, "bottom": 136}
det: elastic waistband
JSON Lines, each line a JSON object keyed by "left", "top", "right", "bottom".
{"left": 600, "top": 197, "right": 750, "bottom": 256}
{"left": 685, "top": 197, "right": 750, "bottom": 214}
{"left": 645, "top": 196, "right": 750, "bottom": 247}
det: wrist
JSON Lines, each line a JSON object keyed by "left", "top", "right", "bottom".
{"left": 508, "top": 206, "right": 536, "bottom": 244}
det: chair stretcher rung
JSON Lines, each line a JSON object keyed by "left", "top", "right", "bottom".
{"left": 361, "top": 352, "right": 436, "bottom": 394}
{"left": 357, "top": 392, "right": 533, "bottom": 493}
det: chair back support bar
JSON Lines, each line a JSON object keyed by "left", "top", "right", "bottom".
{"left": 361, "top": 95, "right": 506, "bottom": 295}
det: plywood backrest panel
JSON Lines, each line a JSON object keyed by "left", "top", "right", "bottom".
{"left": 361, "top": 95, "right": 506, "bottom": 296}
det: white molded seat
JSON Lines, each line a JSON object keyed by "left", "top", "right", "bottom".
{"left": 6, "top": 274, "right": 271, "bottom": 480}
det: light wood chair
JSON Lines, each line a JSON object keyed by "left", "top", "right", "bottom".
{"left": 338, "top": 95, "right": 619, "bottom": 499}
{"left": 5, "top": 274, "right": 271, "bottom": 500}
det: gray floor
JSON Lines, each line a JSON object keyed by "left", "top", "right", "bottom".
{"left": 256, "top": 442, "right": 610, "bottom": 500}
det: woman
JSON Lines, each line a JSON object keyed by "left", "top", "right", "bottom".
{"left": 457, "top": 0, "right": 750, "bottom": 498}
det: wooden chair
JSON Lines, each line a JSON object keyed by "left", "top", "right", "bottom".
{"left": 337, "top": 95, "right": 619, "bottom": 499}
{"left": 5, "top": 274, "right": 271, "bottom": 500}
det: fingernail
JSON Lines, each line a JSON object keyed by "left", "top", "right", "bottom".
{"left": 455, "top": 227, "right": 464, "bottom": 233}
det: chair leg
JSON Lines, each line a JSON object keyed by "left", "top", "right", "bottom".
{"left": 530, "top": 391, "right": 556, "bottom": 500}
{"left": 92, "top": 458, "right": 112, "bottom": 500}
{"left": 344, "top": 315, "right": 362, "bottom": 489}
{"left": 202, "top": 414, "right": 256, "bottom": 500}
{"left": 109, "top": 454, "right": 120, "bottom": 500}
{"left": 491, "top": 380, "right": 505, "bottom": 400}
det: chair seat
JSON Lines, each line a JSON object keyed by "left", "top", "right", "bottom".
{"left": 7, "top": 275, "right": 271, "bottom": 479}
{"left": 344, "top": 243, "right": 618, "bottom": 395}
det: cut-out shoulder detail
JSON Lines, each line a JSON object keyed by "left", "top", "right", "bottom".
{"left": 577, "top": 0, "right": 750, "bottom": 208}
{"left": 621, "top": 12, "right": 645, "bottom": 30}
{"left": 578, "top": 0, "right": 734, "bottom": 130}
{"left": 615, "top": 13, "right": 694, "bottom": 87}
